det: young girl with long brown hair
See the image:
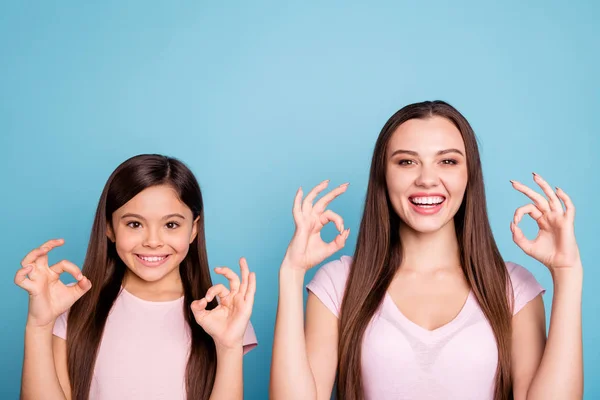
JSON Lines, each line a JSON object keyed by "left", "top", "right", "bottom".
{"left": 271, "top": 101, "right": 583, "bottom": 399}
{"left": 15, "top": 154, "right": 258, "bottom": 400}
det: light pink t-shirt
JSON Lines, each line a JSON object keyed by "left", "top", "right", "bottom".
{"left": 307, "top": 255, "right": 545, "bottom": 400}
{"left": 53, "top": 288, "right": 258, "bottom": 400}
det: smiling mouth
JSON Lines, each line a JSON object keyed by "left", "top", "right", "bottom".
{"left": 409, "top": 196, "right": 446, "bottom": 208}
{"left": 135, "top": 254, "right": 171, "bottom": 267}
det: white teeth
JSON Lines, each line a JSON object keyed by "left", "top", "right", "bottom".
{"left": 411, "top": 196, "right": 445, "bottom": 205}
{"left": 139, "top": 256, "right": 166, "bottom": 262}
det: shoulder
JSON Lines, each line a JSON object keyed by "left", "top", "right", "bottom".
{"left": 306, "top": 255, "right": 352, "bottom": 318}
{"left": 505, "top": 261, "right": 545, "bottom": 315}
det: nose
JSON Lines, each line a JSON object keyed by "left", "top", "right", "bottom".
{"left": 414, "top": 165, "right": 440, "bottom": 188}
{"left": 142, "top": 228, "right": 163, "bottom": 249}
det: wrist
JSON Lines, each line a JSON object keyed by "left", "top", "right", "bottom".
{"left": 215, "top": 342, "right": 244, "bottom": 356}
{"left": 25, "top": 321, "right": 55, "bottom": 334}
{"left": 279, "top": 263, "right": 306, "bottom": 283}
{"left": 550, "top": 263, "right": 583, "bottom": 288}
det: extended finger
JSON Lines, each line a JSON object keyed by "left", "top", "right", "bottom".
{"left": 532, "top": 173, "right": 562, "bottom": 212}
{"left": 556, "top": 187, "right": 575, "bottom": 220}
{"left": 313, "top": 183, "right": 349, "bottom": 213}
{"left": 50, "top": 260, "right": 83, "bottom": 280}
{"left": 510, "top": 180, "right": 550, "bottom": 213}
{"left": 21, "top": 239, "right": 64, "bottom": 267}
{"left": 292, "top": 187, "right": 303, "bottom": 222}
{"left": 513, "top": 204, "right": 543, "bottom": 225}
{"left": 14, "top": 265, "right": 35, "bottom": 292}
{"left": 302, "top": 180, "right": 330, "bottom": 212}
{"left": 204, "top": 284, "right": 231, "bottom": 302}
{"left": 214, "top": 267, "right": 241, "bottom": 293}
{"left": 320, "top": 210, "right": 345, "bottom": 233}
{"left": 238, "top": 258, "right": 250, "bottom": 297}
{"left": 245, "top": 272, "right": 256, "bottom": 308}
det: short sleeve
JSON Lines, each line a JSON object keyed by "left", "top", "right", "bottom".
{"left": 506, "top": 262, "right": 545, "bottom": 315}
{"left": 242, "top": 322, "right": 258, "bottom": 355}
{"left": 53, "top": 310, "right": 69, "bottom": 340}
{"left": 306, "top": 256, "right": 352, "bottom": 318}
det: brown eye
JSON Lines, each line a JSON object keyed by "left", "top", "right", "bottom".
{"left": 398, "top": 159, "right": 415, "bottom": 165}
{"left": 441, "top": 159, "right": 458, "bottom": 165}
{"left": 127, "top": 221, "right": 141, "bottom": 229}
{"left": 166, "top": 222, "right": 180, "bottom": 229}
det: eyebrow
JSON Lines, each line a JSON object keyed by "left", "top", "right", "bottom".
{"left": 121, "top": 213, "right": 186, "bottom": 220}
{"left": 390, "top": 148, "right": 465, "bottom": 158}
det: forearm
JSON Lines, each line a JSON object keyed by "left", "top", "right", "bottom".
{"left": 209, "top": 346, "right": 244, "bottom": 400}
{"left": 527, "top": 266, "right": 583, "bottom": 400}
{"left": 270, "top": 265, "right": 317, "bottom": 400}
{"left": 21, "top": 324, "right": 66, "bottom": 400}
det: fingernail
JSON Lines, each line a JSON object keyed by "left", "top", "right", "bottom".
{"left": 341, "top": 182, "right": 350, "bottom": 187}
{"left": 555, "top": 186, "right": 560, "bottom": 191}
{"left": 509, "top": 180, "right": 515, "bottom": 184}
{"left": 77, "top": 274, "right": 83, "bottom": 280}
{"left": 532, "top": 172, "right": 538, "bottom": 177}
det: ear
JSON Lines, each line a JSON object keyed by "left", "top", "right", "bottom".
{"left": 106, "top": 221, "right": 115, "bottom": 243}
{"left": 190, "top": 216, "right": 200, "bottom": 244}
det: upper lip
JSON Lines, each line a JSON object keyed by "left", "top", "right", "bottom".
{"left": 136, "top": 254, "right": 171, "bottom": 258}
{"left": 408, "top": 192, "right": 447, "bottom": 199}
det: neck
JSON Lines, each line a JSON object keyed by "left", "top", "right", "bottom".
{"left": 123, "top": 268, "right": 184, "bottom": 301}
{"left": 399, "top": 219, "right": 461, "bottom": 273}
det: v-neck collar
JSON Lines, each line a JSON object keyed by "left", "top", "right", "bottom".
{"left": 382, "top": 290, "right": 476, "bottom": 341}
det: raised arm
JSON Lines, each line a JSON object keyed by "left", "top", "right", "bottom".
{"left": 15, "top": 239, "right": 92, "bottom": 400}
{"left": 270, "top": 181, "right": 350, "bottom": 400}
{"left": 509, "top": 175, "right": 583, "bottom": 400}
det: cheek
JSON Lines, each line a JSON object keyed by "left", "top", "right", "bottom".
{"left": 168, "top": 231, "right": 194, "bottom": 254}
{"left": 444, "top": 170, "right": 468, "bottom": 198}
{"left": 114, "top": 230, "right": 141, "bottom": 251}
{"left": 386, "top": 169, "right": 413, "bottom": 199}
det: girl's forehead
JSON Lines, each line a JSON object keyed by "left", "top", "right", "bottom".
{"left": 115, "top": 185, "right": 192, "bottom": 217}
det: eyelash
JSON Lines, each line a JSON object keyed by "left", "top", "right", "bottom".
{"left": 398, "top": 159, "right": 458, "bottom": 166}
{"left": 165, "top": 221, "right": 180, "bottom": 229}
{"left": 126, "top": 221, "right": 142, "bottom": 229}
{"left": 441, "top": 159, "right": 458, "bottom": 165}
{"left": 125, "top": 221, "right": 180, "bottom": 229}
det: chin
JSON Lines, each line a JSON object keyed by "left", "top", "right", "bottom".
{"left": 403, "top": 216, "right": 453, "bottom": 234}
{"left": 410, "top": 224, "right": 446, "bottom": 234}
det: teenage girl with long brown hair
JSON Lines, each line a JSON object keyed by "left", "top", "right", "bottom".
{"left": 15, "top": 154, "right": 258, "bottom": 400}
{"left": 271, "top": 101, "right": 583, "bottom": 399}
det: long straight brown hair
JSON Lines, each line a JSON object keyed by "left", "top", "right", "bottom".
{"left": 66, "top": 154, "right": 218, "bottom": 400}
{"left": 337, "top": 101, "right": 514, "bottom": 400}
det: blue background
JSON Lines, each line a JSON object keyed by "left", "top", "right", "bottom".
{"left": 1, "top": 1, "right": 598, "bottom": 398}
